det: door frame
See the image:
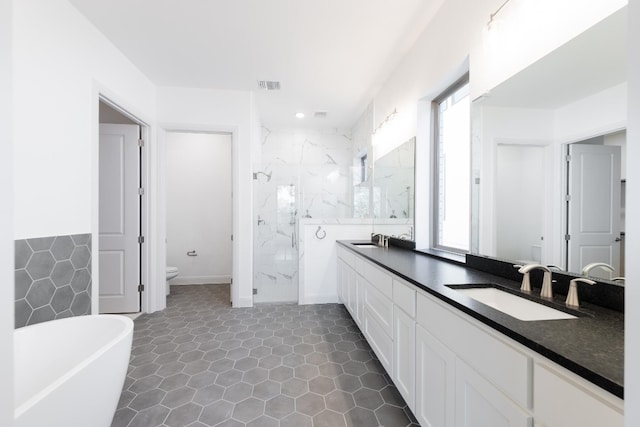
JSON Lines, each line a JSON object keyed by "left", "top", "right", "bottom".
{"left": 159, "top": 124, "right": 239, "bottom": 306}
{"left": 93, "top": 89, "right": 155, "bottom": 314}
{"left": 98, "top": 122, "right": 142, "bottom": 313}
{"left": 559, "top": 123, "right": 626, "bottom": 271}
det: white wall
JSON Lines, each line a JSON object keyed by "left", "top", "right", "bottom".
{"left": 13, "top": 0, "right": 157, "bottom": 239}
{"left": 626, "top": 0, "right": 640, "bottom": 425}
{"left": 12, "top": 0, "right": 159, "bottom": 314}
{"left": 554, "top": 83, "right": 627, "bottom": 143}
{"left": 157, "top": 87, "right": 258, "bottom": 307}
{"left": 0, "top": 0, "right": 13, "bottom": 423}
{"left": 299, "top": 220, "right": 374, "bottom": 305}
{"left": 166, "top": 132, "right": 232, "bottom": 285}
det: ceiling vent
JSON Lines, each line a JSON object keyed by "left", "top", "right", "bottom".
{"left": 314, "top": 111, "right": 328, "bottom": 119}
{"left": 257, "top": 80, "right": 281, "bottom": 91}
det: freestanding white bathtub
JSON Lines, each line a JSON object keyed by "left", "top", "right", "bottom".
{"left": 14, "top": 315, "right": 134, "bottom": 427}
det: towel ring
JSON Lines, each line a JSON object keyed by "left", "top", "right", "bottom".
{"left": 315, "top": 226, "right": 327, "bottom": 240}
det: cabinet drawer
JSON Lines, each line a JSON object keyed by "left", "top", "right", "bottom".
{"left": 393, "top": 278, "right": 416, "bottom": 318}
{"left": 364, "top": 307, "right": 393, "bottom": 373}
{"left": 417, "top": 292, "right": 532, "bottom": 409}
{"left": 363, "top": 281, "right": 393, "bottom": 337}
{"left": 357, "top": 257, "right": 393, "bottom": 299}
{"left": 337, "top": 246, "right": 357, "bottom": 267}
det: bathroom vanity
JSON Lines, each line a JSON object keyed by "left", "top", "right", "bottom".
{"left": 336, "top": 241, "right": 623, "bottom": 427}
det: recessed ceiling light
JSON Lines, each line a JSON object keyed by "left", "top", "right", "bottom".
{"left": 295, "top": 112, "right": 305, "bottom": 119}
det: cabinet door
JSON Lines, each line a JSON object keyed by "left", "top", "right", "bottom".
{"left": 455, "top": 359, "right": 532, "bottom": 427}
{"left": 534, "top": 363, "right": 623, "bottom": 427}
{"left": 337, "top": 259, "right": 345, "bottom": 304}
{"left": 355, "top": 275, "right": 364, "bottom": 326}
{"left": 347, "top": 266, "right": 357, "bottom": 317}
{"left": 394, "top": 308, "right": 415, "bottom": 409}
{"left": 415, "top": 325, "right": 455, "bottom": 427}
{"left": 363, "top": 306, "right": 393, "bottom": 372}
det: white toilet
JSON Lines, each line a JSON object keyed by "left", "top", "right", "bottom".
{"left": 166, "top": 266, "right": 179, "bottom": 295}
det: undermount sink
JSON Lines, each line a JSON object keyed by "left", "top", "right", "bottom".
{"left": 352, "top": 243, "right": 379, "bottom": 248}
{"left": 448, "top": 285, "right": 577, "bottom": 321}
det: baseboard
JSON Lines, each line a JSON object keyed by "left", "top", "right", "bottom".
{"left": 233, "top": 296, "right": 253, "bottom": 308}
{"left": 169, "top": 275, "right": 231, "bottom": 285}
{"left": 299, "top": 294, "right": 340, "bottom": 305}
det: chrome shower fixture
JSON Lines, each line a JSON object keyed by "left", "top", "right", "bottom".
{"left": 253, "top": 171, "right": 272, "bottom": 182}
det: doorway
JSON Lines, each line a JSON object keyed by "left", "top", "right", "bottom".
{"left": 98, "top": 100, "right": 146, "bottom": 313}
{"left": 165, "top": 132, "right": 233, "bottom": 296}
{"left": 495, "top": 144, "right": 546, "bottom": 264}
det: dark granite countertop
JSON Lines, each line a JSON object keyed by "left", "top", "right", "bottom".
{"left": 338, "top": 241, "right": 624, "bottom": 399}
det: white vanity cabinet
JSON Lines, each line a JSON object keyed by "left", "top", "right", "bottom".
{"left": 337, "top": 247, "right": 359, "bottom": 321}
{"left": 393, "top": 278, "right": 417, "bottom": 408}
{"left": 415, "top": 323, "right": 455, "bottom": 427}
{"left": 337, "top": 246, "right": 395, "bottom": 373}
{"left": 336, "top": 246, "right": 623, "bottom": 427}
{"left": 360, "top": 260, "right": 394, "bottom": 373}
{"left": 533, "top": 362, "right": 623, "bottom": 427}
{"left": 417, "top": 291, "right": 533, "bottom": 427}
{"left": 455, "top": 358, "right": 532, "bottom": 427}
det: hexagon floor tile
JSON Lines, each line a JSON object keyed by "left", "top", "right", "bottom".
{"left": 111, "top": 285, "right": 418, "bottom": 427}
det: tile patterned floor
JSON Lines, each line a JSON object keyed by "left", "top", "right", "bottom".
{"left": 111, "top": 285, "right": 418, "bottom": 427}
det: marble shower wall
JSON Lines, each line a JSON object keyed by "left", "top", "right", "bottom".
{"left": 253, "top": 128, "right": 354, "bottom": 303}
{"left": 351, "top": 103, "right": 374, "bottom": 218}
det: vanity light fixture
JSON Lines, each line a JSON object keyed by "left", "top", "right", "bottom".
{"left": 295, "top": 112, "right": 305, "bottom": 119}
{"left": 372, "top": 108, "right": 398, "bottom": 135}
{"left": 487, "top": 0, "right": 512, "bottom": 29}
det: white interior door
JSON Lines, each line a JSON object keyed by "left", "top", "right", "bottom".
{"left": 567, "top": 143, "right": 621, "bottom": 276}
{"left": 99, "top": 123, "right": 140, "bottom": 313}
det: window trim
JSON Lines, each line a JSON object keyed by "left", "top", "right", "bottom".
{"left": 431, "top": 72, "right": 471, "bottom": 254}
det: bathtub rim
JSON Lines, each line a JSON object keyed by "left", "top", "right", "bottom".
{"left": 14, "top": 314, "right": 134, "bottom": 418}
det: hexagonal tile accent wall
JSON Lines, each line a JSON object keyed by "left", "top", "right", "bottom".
{"left": 15, "top": 234, "right": 92, "bottom": 328}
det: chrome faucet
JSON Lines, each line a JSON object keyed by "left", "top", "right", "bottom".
{"left": 566, "top": 278, "right": 596, "bottom": 308}
{"left": 515, "top": 264, "right": 553, "bottom": 298}
{"left": 581, "top": 262, "right": 614, "bottom": 277}
{"left": 397, "top": 227, "right": 413, "bottom": 240}
{"left": 371, "top": 233, "right": 388, "bottom": 247}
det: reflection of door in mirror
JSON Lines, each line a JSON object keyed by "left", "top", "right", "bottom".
{"left": 496, "top": 144, "right": 545, "bottom": 264}
{"left": 566, "top": 140, "right": 622, "bottom": 279}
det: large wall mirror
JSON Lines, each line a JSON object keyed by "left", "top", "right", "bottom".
{"left": 471, "top": 6, "right": 627, "bottom": 282}
{"left": 371, "top": 137, "right": 416, "bottom": 239}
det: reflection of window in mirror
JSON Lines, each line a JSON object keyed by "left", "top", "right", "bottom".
{"left": 433, "top": 74, "right": 470, "bottom": 252}
{"left": 353, "top": 150, "right": 370, "bottom": 218}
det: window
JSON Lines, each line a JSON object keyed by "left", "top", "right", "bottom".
{"left": 433, "top": 75, "right": 470, "bottom": 252}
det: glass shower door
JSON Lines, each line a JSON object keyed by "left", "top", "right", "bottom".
{"left": 253, "top": 167, "right": 299, "bottom": 303}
